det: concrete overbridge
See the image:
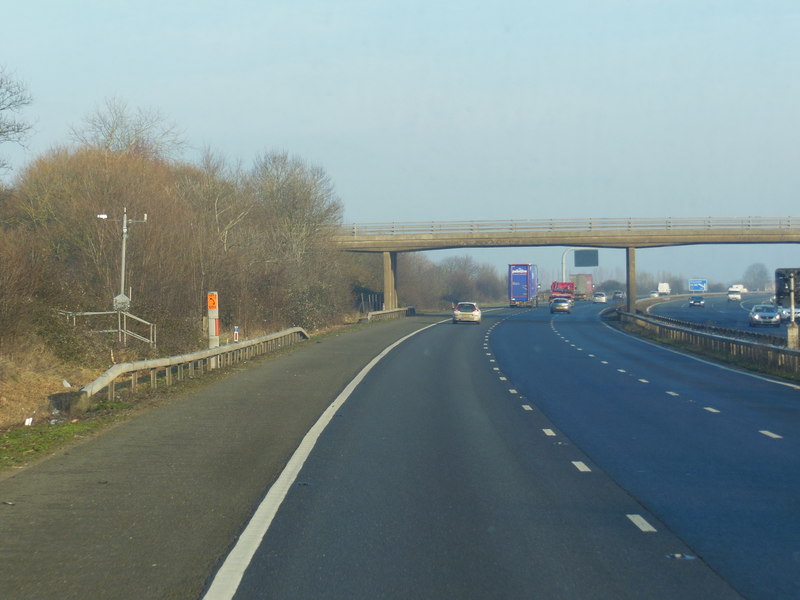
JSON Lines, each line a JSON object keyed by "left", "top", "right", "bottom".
{"left": 331, "top": 217, "right": 800, "bottom": 312}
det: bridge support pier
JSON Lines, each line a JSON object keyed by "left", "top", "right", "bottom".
{"left": 383, "top": 251, "right": 398, "bottom": 310}
{"left": 626, "top": 247, "right": 636, "bottom": 313}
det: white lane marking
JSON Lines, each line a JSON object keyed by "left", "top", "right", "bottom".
{"left": 522, "top": 404, "right": 534, "bottom": 411}
{"left": 201, "top": 321, "right": 441, "bottom": 600}
{"left": 601, "top": 361, "right": 609, "bottom": 365}
{"left": 493, "top": 367, "right": 500, "bottom": 371}
{"left": 666, "top": 391, "right": 679, "bottom": 397}
{"left": 638, "top": 379, "right": 649, "bottom": 383}
{"left": 572, "top": 461, "right": 591, "bottom": 472}
{"left": 703, "top": 407, "right": 720, "bottom": 413}
{"left": 489, "top": 359, "right": 496, "bottom": 363}
{"left": 509, "top": 389, "right": 518, "bottom": 394}
{"left": 499, "top": 376, "right": 507, "bottom": 381}
{"left": 627, "top": 514, "right": 657, "bottom": 533}
{"left": 604, "top": 321, "right": 800, "bottom": 391}
{"left": 543, "top": 428, "right": 556, "bottom": 436}
{"left": 588, "top": 354, "right": 595, "bottom": 358}
{"left": 617, "top": 369, "right": 626, "bottom": 373}
{"left": 485, "top": 352, "right": 491, "bottom": 356}
{"left": 760, "top": 430, "right": 783, "bottom": 439}
{"left": 576, "top": 348, "right": 583, "bottom": 351}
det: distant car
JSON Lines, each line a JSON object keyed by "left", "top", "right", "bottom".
{"left": 748, "top": 304, "right": 781, "bottom": 327}
{"left": 649, "top": 291, "right": 659, "bottom": 298}
{"left": 777, "top": 305, "right": 800, "bottom": 321}
{"left": 612, "top": 291, "right": 624, "bottom": 300}
{"left": 727, "top": 291, "right": 742, "bottom": 301}
{"left": 688, "top": 296, "right": 705, "bottom": 307}
{"left": 550, "top": 298, "right": 571, "bottom": 313}
{"left": 452, "top": 302, "right": 481, "bottom": 324}
{"left": 592, "top": 292, "right": 607, "bottom": 303}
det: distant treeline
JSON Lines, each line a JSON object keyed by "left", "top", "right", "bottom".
{"left": 0, "top": 118, "right": 504, "bottom": 363}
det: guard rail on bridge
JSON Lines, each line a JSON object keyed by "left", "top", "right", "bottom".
{"left": 332, "top": 216, "right": 800, "bottom": 252}
{"left": 338, "top": 216, "right": 800, "bottom": 236}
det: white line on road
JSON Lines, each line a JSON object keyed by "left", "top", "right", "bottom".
{"left": 617, "top": 369, "right": 626, "bottom": 373}
{"left": 499, "top": 376, "right": 507, "bottom": 381}
{"left": 509, "top": 389, "right": 518, "bottom": 394}
{"left": 522, "top": 405, "right": 533, "bottom": 411}
{"left": 201, "top": 321, "right": 441, "bottom": 600}
{"left": 601, "top": 361, "right": 609, "bottom": 365}
{"left": 703, "top": 407, "right": 720, "bottom": 413}
{"left": 666, "top": 391, "right": 680, "bottom": 397}
{"left": 638, "top": 379, "right": 649, "bottom": 383}
{"left": 571, "top": 461, "right": 591, "bottom": 472}
{"left": 760, "top": 430, "right": 783, "bottom": 439}
{"left": 543, "top": 428, "right": 556, "bottom": 436}
{"left": 627, "top": 514, "right": 657, "bottom": 533}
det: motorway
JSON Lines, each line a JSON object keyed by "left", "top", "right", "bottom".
{"left": 205, "top": 303, "right": 800, "bottom": 600}
{"left": 648, "top": 292, "right": 780, "bottom": 332}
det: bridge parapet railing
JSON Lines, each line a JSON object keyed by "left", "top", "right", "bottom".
{"left": 337, "top": 216, "right": 800, "bottom": 237}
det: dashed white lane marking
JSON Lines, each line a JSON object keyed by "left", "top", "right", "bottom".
{"left": 627, "top": 514, "right": 657, "bottom": 533}
{"left": 485, "top": 352, "right": 491, "bottom": 356}
{"left": 638, "top": 379, "right": 649, "bottom": 383}
{"left": 601, "top": 361, "right": 609, "bottom": 365}
{"left": 499, "top": 376, "right": 507, "bottom": 381}
{"left": 666, "top": 391, "right": 680, "bottom": 397}
{"left": 489, "top": 359, "right": 496, "bottom": 363}
{"left": 617, "top": 369, "right": 626, "bottom": 373}
{"left": 704, "top": 407, "right": 720, "bottom": 413}
{"left": 522, "top": 404, "right": 533, "bottom": 411}
{"left": 493, "top": 367, "right": 500, "bottom": 371}
{"left": 543, "top": 428, "right": 556, "bottom": 436}
{"left": 509, "top": 389, "right": 518, "bottom": 394}
{"left": 760, "top": 430, "right": 783, "bottom": 439}
{"left": 572, "top": 461, "right": 591, "bottom": 472}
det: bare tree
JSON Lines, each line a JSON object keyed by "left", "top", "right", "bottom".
{"left": 0, "top": 66, "right": 33, "bottom": 170}
{"left": 69, "top": 97, "right": 184, "bottom": 159}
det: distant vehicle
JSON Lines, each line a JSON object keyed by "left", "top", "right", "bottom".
{"left": 688, "top": 295, "right": 705, "bottom": 307}
{"left": 748, "top": 304, "right": 781, "bottom": 327}
{"left": 570, "top": 273, "right": 594, "bottom": 301}
{"left": 550, "top": 281, "right": 575, "bottom": 302}
{"left": 612, "top": 290, "right": 624, "bottom": 300}
{"left": 550, "top": 298, "right": 571, "bottom": 313}
{"left": 649, "top": 291, "right": 659, "bottom": 298}
{"left": 727, "top": 289, "right": 742, "bottom": 301}
{"left": 508, "top": 264, "right": 538, "bottom": 308}
{"left": 452, "top": 302, "right": 481, "bottom": 324}
{"left": 657, "top": 282, "right": 671, "bottom": 296}
{"left": 729, "top": 284, "right": 746, "bottom": 293}
{"left": 592, "top": 291, "right": 607, "bottom": 303}
{"left": 777, "top": 305, "right": 800, "bottom": 321}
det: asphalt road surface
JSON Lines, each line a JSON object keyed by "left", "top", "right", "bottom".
{"left": 3, "top": 305, "right": 798, "bottom": 599}
{"left": 203, "top": 303, "right": 800, "bottom": 599}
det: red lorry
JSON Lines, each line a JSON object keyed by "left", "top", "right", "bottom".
{"left": 549, "top": 281, "right": 575, "bottom": 301}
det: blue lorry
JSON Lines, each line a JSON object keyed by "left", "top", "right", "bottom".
{"left": 508, "top": 264, "right": 538, "bottom": 307}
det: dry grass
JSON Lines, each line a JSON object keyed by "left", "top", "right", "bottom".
{"left": 0, "top": 344, "right": 104, "bottom": 431}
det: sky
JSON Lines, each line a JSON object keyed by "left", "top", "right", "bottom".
{"left": 2, "top": 0, "right": 799, "bottom": 287}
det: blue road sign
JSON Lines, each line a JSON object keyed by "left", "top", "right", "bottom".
{"left": 688, "top": 279, "right": 707, "bottom": 292}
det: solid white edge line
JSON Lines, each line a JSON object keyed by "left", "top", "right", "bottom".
{"left": 603, "top": 320, "right": 800, "bottom": 391}
{"left": 202, "top": 320, "right": 444, "bottom": 600}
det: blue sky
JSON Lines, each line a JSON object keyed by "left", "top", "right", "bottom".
{"left": 2, "top": 1, "right": 799, "bottom": 285}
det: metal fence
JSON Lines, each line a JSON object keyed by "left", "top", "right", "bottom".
{"left": 337, "top": 216, "right": 800, "bottom": 237}
{"left": 619, "top": 311, "right": 800, "bottom": 377}
{"left": 51, "top": 327, "right": 310, "bottom": 414}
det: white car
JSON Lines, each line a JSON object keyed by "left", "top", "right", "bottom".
{"left": 452, "top": 302, "right": 481, "bottom": 324}
{"left": 592, "top": 292, "right": 607, "bottom": 303}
